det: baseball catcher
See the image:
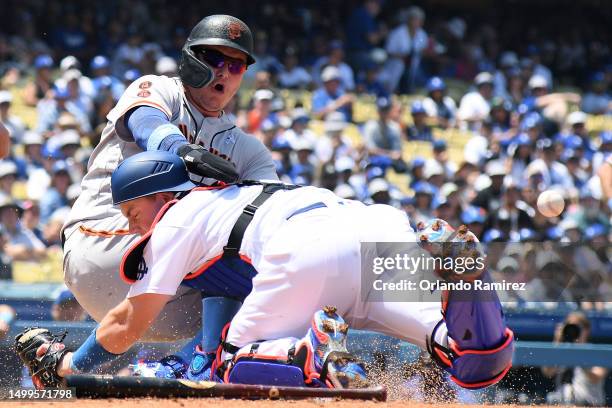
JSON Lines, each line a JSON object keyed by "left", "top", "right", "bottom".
{"left": 18, "top": 151, "right": 513, "bottom": 389}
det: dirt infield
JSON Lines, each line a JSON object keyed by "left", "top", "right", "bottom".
{"left": 4, "top": 399, "right": 530, "bottom": 408}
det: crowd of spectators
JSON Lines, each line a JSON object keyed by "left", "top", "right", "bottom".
{"left": 0, "top": 0, "right": 610, "bottom": 311}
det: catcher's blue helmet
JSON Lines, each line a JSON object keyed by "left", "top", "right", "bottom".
{"left": 111, "top": 151, "right": 196, "bottom": 205}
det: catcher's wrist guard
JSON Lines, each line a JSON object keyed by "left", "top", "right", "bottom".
{"left": 14, "top": 327, "right": 69, "bottom": 388}
{"left": 178, "top": 143, "right": 239, "bottom": 183}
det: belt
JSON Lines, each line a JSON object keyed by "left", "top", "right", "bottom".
{"left": 286, "top": 202, "right": 327, "bottom": 220}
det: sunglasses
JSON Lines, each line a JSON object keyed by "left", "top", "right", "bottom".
{"left": 195, "top": 48, "right": 247, "bottom": 75}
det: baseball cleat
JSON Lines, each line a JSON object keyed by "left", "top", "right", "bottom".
{"left": 129, "top": 355, "right": 188, "bottom": 379}
{"left": 301, "top": 307, "right": 368, "bottom": 388}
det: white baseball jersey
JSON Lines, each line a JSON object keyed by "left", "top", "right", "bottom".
{"left": 63, "top": 74, "right": 277, "bottom": 237}
{"left": 122, "top": 184, "right": 445, "bottom": 356}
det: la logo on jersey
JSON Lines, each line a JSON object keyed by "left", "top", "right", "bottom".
{"left": 136, "top": 258, "right": 148, "bottom": 280}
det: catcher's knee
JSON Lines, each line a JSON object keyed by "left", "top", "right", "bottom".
{"left": 428, "top": 321, "right": 514, "bottom": 389}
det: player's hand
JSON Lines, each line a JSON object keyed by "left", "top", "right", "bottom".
{"left": 14, "top": 327, "right": 70, "bottom": 389}
{"left": 177, "top": 144, "right": 239, "bottom": 184}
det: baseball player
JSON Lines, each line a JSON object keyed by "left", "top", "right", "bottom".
{"left": 61, "top": 14, "right": 278, "bottom": 358}
{"left": 18, "top": 151, "right": 513, "bottom": 390}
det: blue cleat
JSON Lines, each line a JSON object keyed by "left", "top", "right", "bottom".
{"left": 299, "top": 306, "right": 368, "bottom": 388}
{"left": 129, "top": 355, "right": 188, "bottom": 379}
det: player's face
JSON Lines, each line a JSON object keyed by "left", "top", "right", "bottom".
{"left": 120, "top": 194, "right": 169, "bottom": 235}
{"left": 185, "top": 45, "right": 248, "bottom": 117}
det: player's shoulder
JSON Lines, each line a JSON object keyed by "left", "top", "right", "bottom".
{"left": 128, "top": 74, "right": 181, "bottom": 93}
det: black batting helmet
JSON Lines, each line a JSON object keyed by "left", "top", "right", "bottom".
{"left": 179, "top": 15, "right": 255, "bottom": 88}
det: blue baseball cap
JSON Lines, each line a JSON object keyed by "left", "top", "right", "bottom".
{"left": 411, "top": 156, "right": 425, "bottom": 168}
{"left": 432, "top": 139, "right": 447, "bottom": 151}
{"left": 518, "top": 228, "right": 538, "bottom": 242}
{"left": 90, "top": 55, "right": 110, "bottom": 70}
{"left": 34, "top": 54, "right": 53, "bottom": 69}
{"left": 124, "top": 69, "right": 141, "bottom": 82}
{"left": 412, "top": 181, "right": 435, "bottom": 195}
{"left": 376, "top": 96, "right": 392, "bottom": 111}
{"left": 483, "top": 228, "right": 505, "bottom": 243}
{"left": 53, "top": 86, "right": 70, "bottom": 100}
{"left": 514, "top": 133, "right": 532, "bottom": 147}
{"left": 411, "top": 100, "right": 426, "bottom": 115}
{"left": 51, "top": 160, "right": 70, "bottom": 175}
{"left": 461, "top": 206, "right": 487, "bottom": 224}
{"left": 584, "top": 224, "right": 607, "bottom": 240}
{"left": 53, "top": 287, "right": 77, "bottom": 306}
{"left": 564, "top": 135, "right": 583, "bottom": 150}
{"left": 271, "top": 136, "right": 291, "bottom": 150}
{"left": 546, "top": 226, "right": 564, "bottom": 241}
{"left": 600, "top": 131, "right": 612, "bottom": 145}
{"left": 426, "top": 76, "right": 446, "bottom": 92}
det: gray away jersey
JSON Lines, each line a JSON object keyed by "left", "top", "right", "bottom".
{"left": 63, "top": 74, "right": 277, "bottom": 236}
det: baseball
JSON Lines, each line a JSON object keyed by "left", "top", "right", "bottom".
{"left": 537, "top": 190, "right": 565, "bottom": 217}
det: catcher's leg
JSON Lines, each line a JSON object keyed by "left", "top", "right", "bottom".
{"left": 63, "top": 214, "right": 201, "bottom": 342}
{"left": 218, "top": 307, "right": 367, "bottom": 388}
{"left": 352, "top": 218, "right": 512, "bottom": 389}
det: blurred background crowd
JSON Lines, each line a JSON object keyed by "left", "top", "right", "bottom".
{"left": 0, "top": 0, "right": 609, "bottom": 312}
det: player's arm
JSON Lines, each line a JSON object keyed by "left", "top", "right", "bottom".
{"left": 0, "top": 122, "right": 9, "bottom": 158}
{"left": 55, "top": 293, "right": 171, "bottom": 377}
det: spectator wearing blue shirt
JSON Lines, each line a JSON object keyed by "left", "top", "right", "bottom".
{"left": 311, "top": 66, "right": 354, "bottom": 121}
{"left": 39, "top": 161, "right": 72, "bottom": 224}
{"left": 90, "top": 55, "right": 125, "bottom": 102}
{"left": 345, "top": 0, "right": 386, "bottom": 67}
{"left": 36, "top": 86, "right": 92, "bottom": 135}
{"left": 581, "top": 72, "right": 609, "bottom": 115}
{"left": 406, "top": 101, "right": 433, "bottom": 142}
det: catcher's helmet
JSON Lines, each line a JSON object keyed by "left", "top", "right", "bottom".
{"left": 111, "top": 151, "right": 195, "bottom": 205}
{"left": 179, "top": 15, "right": 255, "bottom": 88}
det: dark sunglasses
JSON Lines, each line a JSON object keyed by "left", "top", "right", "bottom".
{"left": 195, "top": 48, "right": 247, "bottom": 75}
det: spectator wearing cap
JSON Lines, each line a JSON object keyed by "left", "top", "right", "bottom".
{"left": 39, "top": 161, "right": 72, "bottom": 224}
{"left": 0, "top": 197, "right": 46, "bottom": 262}
{"left": 257, "top": 119, "right": 281, "bottom": 151}
{"left": 289, "top": 138, "right": 317, "bottom": 184}
{"left": 312, "top": 41, "right": 355, "bottom": 91}
{"left": 345, "top": 0, "right": 387, "bottom": 68}
{"left": 58, "top": 55, "right": 96, "bottom": 100}
{"left": 270, "top": 136, "right": 293, "bottom": 180}
{"left": 364, "top": 96, "right": 407, "bottom": 171}
{"left": 51, "top": 286, "right": 86, "bottom": 322}
{"left": 406, "top": 100, "right": 433, "bottom": 142}
{"left": 56, "top": 69, "right": 95, "bottom": 122}
{"left": 527, "top": 46, "right": 553, "bottom": 89}
{"left": 366, "top": 178, "right": 392, "bottom": 206}
{"left": 382, "top": 6, "right": 428, "bottom": 93}
{"left": 282, "top": 108, "right": 317, "bottom": 150}
{"left": 429, "top": 139, "right": 456, "bottom": 179}
{"left": 472, "top": 160, "right": 506, "bottom": 213}
{"left": 334, "top": 183, "right": 358, "bottom": 200}
{"left": 489, "top": 97, "right": 512, "bottom": 136}
{"left": 422, "top": 77, "right": 457, "bottom": 129}
{"left": 0, "top": 226, "right": 13, "bottom": 280}
{"left": 463, "top": 120, "right": 492, "bottom": 166}
{"left": 23, "top": 54, "right": 54, "bottom": 107}
{"left": 572, "top": 186, "right": 610, "bottom": 231}
{"left": 457, "top": 72, "right": 494, "bottom": 129}
{"left": 247, "top": 89, "right": 274, "bottom": 133}
{"left": 316, "top": 112, "right": 355, "bottom": 164}
{"left": 460, "top": 205, "right": 487, "bottom": 240}
{"left": 493, "top": 51, "right": 519, "bottom": 100}
{"left": 0, "top": 91, "right": 25, "bottom": 144}
{"left": 278, "top": 47, "right": 312, "bottom": 90}
{"left": 581, "top": 72, "right": 610, "bottom": 115}
{"left": 21, "top": 200, "right": 43, "bottom": 244}
{"left": 411, "top": 181, "right": 435, "bottom": 226}
{"left": 565, "top": 111, "right": 595, "bottom": 156}
{"left": 0, "top": 160, "right": 18, "bottom": 196}
{"left": 524, "top": 138, "right": 572, "bottom": 189}
{"left": 36, "top": 85, "right": 91, "bottom": 135}
{"left": 311, "top": 66, "right": 355, "bottom": 121}
{"left": 508, "top": 133, "right": 534, "bottom": 182}
{"left": 355, "top": 58, "right": 388, "bottom": 98}
{"left": 490, "top": 178, "right": 536, "bottom": 237}
{"left": 409, "top": 157, "right": 426, "bottom": 189}
{"left": 90, "top": 55, "right": 125, "bottom": 101}
{"left": 114, "top": 30, "right": 145, "bottom": 76}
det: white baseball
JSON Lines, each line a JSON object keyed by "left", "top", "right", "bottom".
{"left": 537, "top": 190, "right": 565, "bottom": 217}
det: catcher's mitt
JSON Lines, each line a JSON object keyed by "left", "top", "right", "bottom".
{"left": 14, "top": 327, "right": 69, "bottom": 389}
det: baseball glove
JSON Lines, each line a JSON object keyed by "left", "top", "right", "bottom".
{"left": 14, "top": 327, "right": 69, "bottom": 388}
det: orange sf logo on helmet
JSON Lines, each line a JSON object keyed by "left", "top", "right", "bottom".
{"left": 228, "top": 22, "right": 242, "bottom": 40}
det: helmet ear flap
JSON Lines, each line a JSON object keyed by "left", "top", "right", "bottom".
{"left": 179, "top": 46, "right": 214, "bottom": 88}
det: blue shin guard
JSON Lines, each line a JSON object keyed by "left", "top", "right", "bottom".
{"left": 418, "top": 219, "right": 514, "bottom": 389}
